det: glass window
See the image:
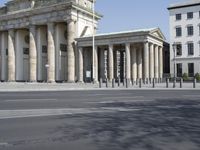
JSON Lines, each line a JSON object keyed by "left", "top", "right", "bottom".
{"left": 176, "top": 44, "right": 182, "bottom": 56}
{"left": 188, "top": 42, "right": 194, "bottom": 55}
{"left": 177, "top": 63, "right": 182, "bottom": 77}
{"left": 176, "top": 14, "right": 181, "bottom": 20}
{"left": 188, "top": 63, "right": 194, "bottom": 77}
{"left": 187, "top": 12, "right": 193, "bottom": 19}
{"left": 187, "top": 25, "right": 194, "bottom": 36}
{"left": 176, "top": 27, "right": 182, "bottom": 37}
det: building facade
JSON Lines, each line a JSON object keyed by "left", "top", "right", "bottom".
{"left": 0, "top": 0, "right": 101, "bottom": 82}
{"left": 168, "top": 0, "right": 200, "bottom": 78}
{"left": 76, "top": 28, "right": 166, "bottom": 83}
{"left": 0, "top": 0, "right": 167, "bottom": 83}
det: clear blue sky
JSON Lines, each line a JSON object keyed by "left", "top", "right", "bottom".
{"left": 0, "top": 0, "right": 187, "bottom": 41}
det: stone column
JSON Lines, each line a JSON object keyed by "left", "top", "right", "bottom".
{"left": 125, "top": 43, "right": 131, "bottom": 80}
{"left": 137, "top": 47, "right": 142, "bottom": 79}
{"left": 93, "top": 45, "right": 98, "bottom": 82}
{"left": 8, "top": 29, "right": 15, "bottom": 82}
{"left": 47, "top": 23, "right": 55, "bottom": 82}
{"left": 67, "top": 19, "right": 75, "bottom": 82}
{"left": 154, "top": 45, "right": 159, "bottom": 80}
{"left": 143, "top": 41, "right": 149, "bottom": 83}
{"left": 114, "top": 50, "right": 118, "bottom": 79}
{"left": 1, "top": 32, "right": 7, "bottom": 81}
{"left": 149, "top": 43, "right": 154, "bottom": 81}
{"left": 159, "top": 46, "right": 163, "bottom": 79}
{"left": 108, "top": 44, "right": 114, "bottom": 81}
{"left": 131, "top": 47, "right": 137, "bottom": 82}
{"left": 29, "top": 25, "right": 37, "bottom": 82}
{"left": 78, "top": 47, "right": 83, "bottom": 82}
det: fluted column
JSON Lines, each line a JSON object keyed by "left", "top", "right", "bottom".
{"left": 125, "top": 43, "right": 131, "bottom": 80}
{"left": 131, "top": 47, "right": 137, "bottom": 82}
{"left": 1, "top": 32, "right": 7, "bottom": 81}
{"left": 154, "top": 45, "right": 159, "bottom": 80}
{"left": 67, "top": 19, "right": 75, "bottom": 82}
{"left": 29, "top": 25, "right": 37, "bottom": 82}
{"left": 93, "top": 45, "right": 98, "bottom": 82}
{"left": 159, "top": 46, "right": 163, "bottom": 79}
{"left": 137, "top": 47, "right": 142, "bottom": 79}
{"left": 108, "top": 44, "right": 114, "bottom": 81}
{"left": 144, "top": 41, "right": 149, "bottom": 83}
{"left": 78, "top": 47, "right": 83, "bottom": 82}
{"left": 8, "top": 29, "right": 15, "bottom": 82}
{"left": 149, "top": 43, "right": 154, "bottom": 81}
{"left": 47, "top": 22, "right": 55, "bottom": 82}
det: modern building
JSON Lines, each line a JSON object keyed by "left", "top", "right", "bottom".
{"left": 168, "top": 0, "right": 200, "bottom": 78}
{"left": 0, "top": 0, "right": 167, "bottom": 83}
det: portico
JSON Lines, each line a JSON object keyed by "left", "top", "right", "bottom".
{"left": 76, "top": 28, "right": 165, "bottom": 83}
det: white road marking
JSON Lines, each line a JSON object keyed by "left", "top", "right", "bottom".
{"left": 101, "top": 96, "right": 144, "bottom": 100}
{"left": 0, "top": 107, "right": 139, "bottom": 120}
{"left": 0, "top": 142, "right": 9, "bottom": 146}
{"left": 4, "top": 99, "right": 57, "bottom": 102}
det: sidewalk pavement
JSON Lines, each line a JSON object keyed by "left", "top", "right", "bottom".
{"left": 0, "top": 82, "right": 199, "bottom": 92}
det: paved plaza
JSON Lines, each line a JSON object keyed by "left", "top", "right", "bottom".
{"left": 0, "top": 90, "right": 200, "bottom": 150}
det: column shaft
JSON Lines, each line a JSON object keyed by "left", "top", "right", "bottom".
{"left": 131, "top": 47, "right": 137, "bottom": 82}
{"left": 1, "top": 32, "right": 7, "bottom": 81}
{"left": 149, "top": 43, "right": 154, "bottom": 80}
{"left": 159, "top": 46, "right": 163, "bottom": 79}
{"left": 154, "top": 45, "right": 159, "bottom": 79}
{"left": 29, "top": 25, "right": 37, "bottom": 82}
{"left": 125, "top": 43, "right": 131, "bottom": 79}
{"left": 78, "top": 47, "right": 83, "bottom": 82}
{"left": 47, "top": 23, "right": 55, "bottom": 82}
{"left": 144, "top": 42, "right": 149, "bottom": 82}
{"left": 67, "top": 20, "right": 75, "bottom": 82}
{"left": 8, "top": 29, "right": 15, "bottom": 81}
{"left": 137, "top": 48, "right": 142, "bottom": 79}
{"left": 93, "top": 46, "right": 98, "bottom": 82}
{"left": 108, "top": 44, "right": 114, "bottom": 81}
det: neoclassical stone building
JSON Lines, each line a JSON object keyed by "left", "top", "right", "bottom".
{"left": 0, "top": 0, "right": 166, "bottom": 83}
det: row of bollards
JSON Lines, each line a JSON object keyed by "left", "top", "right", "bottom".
{"left": 99, "top": 77, "right": 198, "bottom": 89}
{"left": 166, "top": 78, "right": 197, "bottom": 88}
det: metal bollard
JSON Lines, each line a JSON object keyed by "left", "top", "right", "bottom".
{"left": 153, "top": 78, "right": 155, "bottom": 88}
{"left": 118, "top": 77, "right": 120, "bottom": 87}
{"left": 123, "top": 78, "right": 126, "bottom": 86}
{"left": 173, "top": 78, "right": 176, "bottom": 88}
{"left": 139, "top": 79, "right": 142, "bottom": 88}
{"left": 99, "top": 78, "right": 102, "bottom": 88}
{"left": 112, "top": 79, "right": 115, "bottom": 88}
{"left": 166, "top": 78, "right": 169, "bottom": 88}
{"left": 126, "top": 79, "right": 129, "bottom": 88}
{"left": 193, "top": 78, "right": 196, "bottom": 88}
{"left": 106, "top": 78, "right": 108, "bottom": 88}
{"left": 180, "top": 78, "right": 183, "bottom": 88}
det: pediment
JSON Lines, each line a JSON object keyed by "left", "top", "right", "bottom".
{"left": 150, "top": 28, "right": 166, "bottom": 40}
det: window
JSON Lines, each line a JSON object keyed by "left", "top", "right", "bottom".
{"left": 187, "top": 25, "right": 194, "bottom": 36}
{"left": 188, "top": 42, "right": 194, "bottom": 55}
{"left": 176, "top": 14, "right": 182, "bottom": 20}
{"left": 176, "top": 27, "right": 182, "bottom": 37}
{"left": 188, "top": 63, "right": 194, "bottom": 77}
{"left": 176, "top": 44, "right": 182, "bottom": 56}
{"left": 177, "top": 63, "right": 182, "bottom": 77}
{"left": 187, "top": 12, "right": 193, "bottom": 19}
{"left": 199, "top": 25, "right": 200, "bottom": 35}
{"left": 199, "top": 41, "right": 200, "bottom": 55}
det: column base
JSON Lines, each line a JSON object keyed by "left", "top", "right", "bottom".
{"left": 67, "top": 80, "right": 75, "bottom": 83}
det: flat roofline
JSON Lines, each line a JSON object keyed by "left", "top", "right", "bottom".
{"left": 168, "top": 2, "right": 200, "bottom": 10}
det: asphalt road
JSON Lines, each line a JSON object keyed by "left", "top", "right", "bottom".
{"left": 0, "top": 90, "right": 200, "bottom": 150}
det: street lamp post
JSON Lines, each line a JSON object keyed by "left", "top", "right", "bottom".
{"left": 172, "top": 43, "right": 176, "bottom": 88}
{"left": 92, "top": 0, "right": 95, "bottom": 83}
